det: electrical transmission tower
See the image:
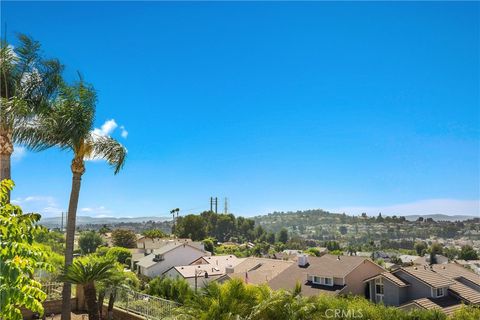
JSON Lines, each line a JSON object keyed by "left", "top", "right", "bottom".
{"left": 210, "top": 197, "right": 218, "bottom": 213}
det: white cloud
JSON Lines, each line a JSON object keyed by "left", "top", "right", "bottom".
{"left": 12, "top": 145, "right": 26, "bottom": 161}
{"left": 12, "top": 195, "right": 63, "bottom": 217}
{"left": 80, "top": 206, "right": 112, "bottom": 216}
{"left": 93, "top": 119, "right": 118, "bottom": 137}
{"left": 120, "top": 126, "right": 128, "bottom": 139}
{"left": 330, "top": 199, "right": 480, "bottom": 216}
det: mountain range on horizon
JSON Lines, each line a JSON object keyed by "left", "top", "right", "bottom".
{"left": 39, "top": 211, "right": 478, "bottom": 227}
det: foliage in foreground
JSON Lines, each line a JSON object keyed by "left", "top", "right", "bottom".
{"left": 147, "top": 276, "right": 195, "bottom": 304}
{"left": 165, "top": 278, "right": 479, "bottom": 320}
{"left": 0, "top": 180, "right": 52, "bottom": 320}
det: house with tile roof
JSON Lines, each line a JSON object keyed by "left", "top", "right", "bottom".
{"left": 163, "top": 255, "right": 245, "bottom": 289}
{"left": 364, "top": 263, "right": 480, "bottom": 315}
{"left": 136, "top": 241, "right": 209, "bottom": 278}
{"left": 267, "top": 254, "right": 385, "bottom": 297}
{"left": 217, "top": 257, "right": 294, "bottom": 285}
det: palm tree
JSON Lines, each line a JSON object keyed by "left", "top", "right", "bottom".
{"left": 17, "top": 78, "right": 127, "bottom": 320}
{"left": 98, "top": 267, "right": 138, "bottom": 320}
{"left": 62, "top": 257, "right": 115, "bottom": 320}
{"left": 0, "top": 34, "right": 62, "bottom": 194}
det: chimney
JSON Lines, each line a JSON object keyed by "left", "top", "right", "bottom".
{"left": 298, "top": 254, "right": 309, "bottom": 267}
{"left": 225, "top": 265, "right": 234, "bottom": 274}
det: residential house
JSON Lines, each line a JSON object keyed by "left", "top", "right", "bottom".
{"left": 163, "top": 255, "right": 245, "bottom": 289}
{"left": 364, "top": 264, "right": 480, "bottom": 315}
{"left": 414, "top": 254, "right": 449, "bottom": 265}
{"left": 131, "top": 238, "right": 200, "bottom": 269}
{"left": 268, "top": 254, "right": 385, "bottom": 296}
{"left": 136, "top": 241, "right": 209, "bottom": 278}
{"left": 218, "top": 257, "right": 294, "bottom": 285}
{"left": 454, "top": 260, "right": 480, "bottom": 275}
{"left": 398, "top": 255, "right": 420, "bottom": 265}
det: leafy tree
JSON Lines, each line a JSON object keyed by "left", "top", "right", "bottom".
{"left": 19, "top": 78, "right": 127, "bottom": 320}
{"left": 176, "top": 214, "right": 207, "bottom": 241}
{"left": 266, "top": 232, "right": 276, "bottom": 244}
{"left": 215, "top": 214, "right": 236, "bottom": 242}
{"left": 142, "top": 229, "right": 167, "bottom": 239}
{"left": 98, "top": 224, "right": 111, "bottom": 235}
{"left": 277, "top": 228, "right": 288, "bottom": 244}
{"left": 443, "top": 247, "right": 459, "bottom": 261}
{"left": 202, "top": 238, "right": 214, "bottom": 254}
{"left": 112, "top": 229, "right": 137, "bottom": 248}
{"left": 79, "top": 231, "right": 104, "bottom": 254}
{"left": 414, "top": 241, "right": 428, "bottom": 256}
{"left": 459, "top": 245, "right": 479, "bottom": 261}
{"left": 62, "top": 256, "right": 115, "bottom": 320}
{"left": 325, "top": 240, "right": 340, "bottom": 251}
{"left": 429, "top": 242, "right": 443, "bottom": 264}
{"left": 305, "top": 247, "right": 321, "bottom": 257}
{"left": 0, "top": 180, "right": 52, "bottom": 319}
{"left": 34, "top": 228, "right": 65, "bottom": 254}
{"left": 106, "top": 247, "right": 132, "bottom": 265}
{"left": 0, "top": 35, "right": 62, "bottom": 188}
{"left": 339, "top": 225, "right": 348, "bottom": 235}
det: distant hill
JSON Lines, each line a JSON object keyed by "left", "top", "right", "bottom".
{"left": 40, "top": 215, "right": 171, "bottom": 227}
{"left": 402, "top": 214, "right": 477, "bottom": 222}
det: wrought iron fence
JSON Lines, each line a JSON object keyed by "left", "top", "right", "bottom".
{"left": 105, "top": 288, "right": 180, "bottom": 320}
{"left": 41, "top": 282, "right": 76, "bottom": 300}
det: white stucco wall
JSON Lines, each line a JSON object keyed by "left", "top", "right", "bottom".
{"left": 141, "top": 245, "right": 205, "bottom": 278}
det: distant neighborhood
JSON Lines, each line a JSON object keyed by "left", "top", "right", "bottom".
{"left": 94, "top": 229, "right": 480, "bottom": 316}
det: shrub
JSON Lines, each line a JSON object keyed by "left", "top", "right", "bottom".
{"left": 106, "top": 247, "right": 132, "bottom": 265}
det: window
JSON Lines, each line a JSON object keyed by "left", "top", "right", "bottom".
{"left": 311, "top": 276, "right": 333, "bottom": 286}
{"left": 435, "top": 288, "right": 445, "bottom": 298}
{"left": 375, "top": 278, "right": 384, "bottom": 294}
{"left": 375, "top": 278, "right": 384, "bottom": 303}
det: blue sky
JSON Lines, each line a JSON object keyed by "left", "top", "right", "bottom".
{"left": 2, "top": 2, "right": 479, "bottom": 218}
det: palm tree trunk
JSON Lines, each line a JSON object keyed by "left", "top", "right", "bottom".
{"left": 61, "top": 158, "right": 85, "bottom": 320}
{"left": 107, "top": 291, "right": 116, "bottom": 320}
{"left": 0, "top": 131, "right": 13, "bottom": 201}
{"left": 98, "top": 290, "right": 105, "bottom": 320}
{"left": 84, "top": 282, "right": 100, "bottom": 320}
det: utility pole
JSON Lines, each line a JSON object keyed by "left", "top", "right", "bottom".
{"left": 61, "top": 212, "right": 64, "bottom": 232}
{"left": 210, "top": 197, "right": 218, "bottom": 213}
{"left": 224, "top": 197, "right": 228, "bottom": 214}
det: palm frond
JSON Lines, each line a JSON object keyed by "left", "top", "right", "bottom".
{"left": 88, "top": 135, "right": 127, "bottom": 174}
{"left": 61, "top": 257, "right": 115, "bottom": 285}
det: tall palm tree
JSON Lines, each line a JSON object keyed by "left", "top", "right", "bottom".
{"left": 0, "top": 34, "right": 62, "bottom": 192}
{"left": 62, "top": 257, "right": 115, "bottom": 320}
{"left": 17, "top": 78, "right": 127, "bottom": 320}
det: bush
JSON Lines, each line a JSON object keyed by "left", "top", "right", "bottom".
{"left": 147, "top": 276, "right": 194, "bottom": 304}
{"left": 106, "top": 247, "right": 132, "bottom": 265}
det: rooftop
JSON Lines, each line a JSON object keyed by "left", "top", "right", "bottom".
{"left": 400, "top": 296, "right": 462, "bottom": 316}
{"left": 396, "top": 266, "right": 455, "bottom": 288}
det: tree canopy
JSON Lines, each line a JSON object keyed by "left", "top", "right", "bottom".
{"left": 0, "top": 180, "right": 52, "bottom": 319}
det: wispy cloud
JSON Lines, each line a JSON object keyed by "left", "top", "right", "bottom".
{"left": 120, "top": 126, "right": 128, "bottom": 139}
{"left": 330, "top": 199, "right": 480, "bottom": 216}
{"left": 80, "top": 205, "right": 112, "bottom": 217}
{"left": 12, "top": 195, "right": 63, "bottom": 217}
